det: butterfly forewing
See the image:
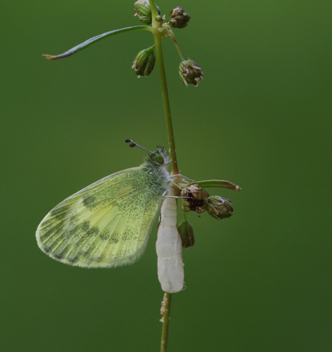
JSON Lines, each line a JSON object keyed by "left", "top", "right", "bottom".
{"left": 36, "top": 166, "right": 168, "bottom": 268}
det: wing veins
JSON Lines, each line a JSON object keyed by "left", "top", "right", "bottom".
{"left": 103, "top": 190, "right": 146, "bottom": 261}
{"left": 43, "top": 186, "right": 145, "bottom": 261}
{"left": 88, "top": 189, "right": 146, "bottom": 263}
{"left": 63, "top": 206, "right": 117, "bottom": 260}
{"left": 82, "top": 185, "right": 140, "bottom": 209}
{"left": 42, "top": 186, "right": 142, "bottom": 245}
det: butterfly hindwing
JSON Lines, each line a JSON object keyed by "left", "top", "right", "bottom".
{"left": 36, "top": 166, "right": 168, "bottom": 268}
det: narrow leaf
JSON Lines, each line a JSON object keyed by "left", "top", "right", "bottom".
{"left": 43, "top": 25, "right": 150, "bottom": 60}
{"left": 195, "top": 180, "right": 242, "bottom": 191}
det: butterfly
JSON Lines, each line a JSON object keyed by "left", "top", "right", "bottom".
{"left": 36, "top": 139, "right": 172, "bottom": 268}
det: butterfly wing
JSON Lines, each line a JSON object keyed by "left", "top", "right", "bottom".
{"left": 36, "top": 167, "right": 167, "bottom": 268}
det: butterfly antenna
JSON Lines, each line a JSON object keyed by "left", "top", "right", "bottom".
{"left": 125, "top": 139, "right": 152, "bottom": 153}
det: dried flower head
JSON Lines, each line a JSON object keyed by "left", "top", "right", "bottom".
{"left": 179, "top": 59, "right": 204, "bottom": 87}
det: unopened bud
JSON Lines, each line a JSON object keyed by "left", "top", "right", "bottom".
{"left": 132, "top": 48, "right": 156, "bottom": 77}
{"left": 177, "top": 219, "right": 195, "bottom": 248}
{"left": 170, "top": 7, "right": 190, "bottom": 29}
{"left": 134, "top": 0, "right": 160, "bottom": 24}
{"left": 206, "top": 196, "right": 234, "bottom": 220}
{"left": 179, "top": 59, "right": 204, "bottom": 87}
{"left": 155, "top": 15, "right": 163, "bottom": 22}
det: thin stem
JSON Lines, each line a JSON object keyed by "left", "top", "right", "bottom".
{"left": 152, "top": 31, "right": 179, "bottom": 176}
{"left": 149, "top": 0, "right": 159, "bottom": 21}
{"left": 149, "top": 2, "right": 179, "bottom": 352}
{"left": 160, "top": 293, "right": 172, "bottom": 352}
{"left": 150, "top": 1, "right": 179, "bottom": 176}
{"left": 169, "top": 31, "right": 185, "bottom": 61}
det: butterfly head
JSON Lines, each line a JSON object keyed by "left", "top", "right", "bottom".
{"left": 125, "top": 139, "right": 170, "bottom": 167}
{"left": 147, "top": 146, "right": 170, "bottom": 167}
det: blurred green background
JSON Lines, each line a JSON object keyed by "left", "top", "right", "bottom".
{"left": 2, "top": 0, "right": 332, "bottom": 351}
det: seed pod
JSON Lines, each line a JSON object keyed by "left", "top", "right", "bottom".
{"left": 206, "top": 196, "right": 234, "bottom": 220}
{"left": 179, "top": 59, "right": 204, "bottom": 87}
{"left": 134, "top": 0, "right": 160, "bottom": 24}
{"left": 177, "top": 219, "right": 195, "bottom": 248}
{"left": 170, "top": 6, "right": 190, "bottom": 29}
{"left": 132, "top": 48, "right": 156, "bottom": 77}
{"left": 134, "top": 0, "right": 152, "bottom": 24}
{"left": 181, "top": 184, "right": 209, "bottom": 213}
{"left": 186, "top": 183, "right": 207, "bottom": 200}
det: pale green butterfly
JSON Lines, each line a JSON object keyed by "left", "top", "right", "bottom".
{"left": 36, "top": 139, "right": 173, "bottom": 268}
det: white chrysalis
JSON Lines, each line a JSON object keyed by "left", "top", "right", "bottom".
{"left": 156, "top": 189, "right": 184, "bottom": 293}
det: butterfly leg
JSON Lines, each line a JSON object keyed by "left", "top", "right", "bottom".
{"left": 169, "top": 179, "right": 183, "bottom": 189}
{"left": 162, "top": 190, "right": 186, "bottom": 198}
{"left": 169, "top": 174, "right": 195, "bottom": 182}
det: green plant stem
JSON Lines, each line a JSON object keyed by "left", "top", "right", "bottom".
{"left": 160, "top": 293, "right": 172, "bottom": 352}
{"left": 149, "top": 0, "right": 159, "bottom": 20}
{"left": 149, "top": 2, "right": 179, "bottom": 352}
{"left": 150, "top": 0, "right": 178, "bottom": 176}
{"left": 152, "top": 30, "right": 179, "bottom": 176}
{"left": 169, "top": 31, "right": 185, "bottom": 61}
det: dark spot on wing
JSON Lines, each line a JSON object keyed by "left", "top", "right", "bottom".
{"left": 69, "top": 224, "right": 80, "bottom": 237}
{"left": 82, "top": 221, "right": 90, "bottom": 232}
{"left": 43, "top": 246, "right": 50, "bottom": 253}
{"left": 87, "top": 227, "right": 100, "bottom": 237}
{"left": 110, "top": 233, "right": 119, "bottom": 244}
{"left": 81, "top": 246, "right": 95, "bottom": 258}
{"left": 58, "top": 245, "right": 71, "bottom": 258}
{"left": 68, "top": 256, "right": 79, "bottom": 263}
{"left": 122, "top": 232, "right": 131, "bottom": 241}
{"left": 54, "top": 253, "right": 63, "bottom": 260}
{"left": 100, "top": 232, "right": 110, "bottom": 240}
{"left": 69, "top": 214, "right": 79, "bottom": 225}
{"left": 39, "top": 220, "right": 65, "bottom": 239}
{"left": 83, "top": 195, "right": 97, "bottom": 208}
{"left": 50, "top": 204, "right": 71, "bottom": 217}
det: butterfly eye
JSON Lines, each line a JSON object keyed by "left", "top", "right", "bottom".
{"left": 154, "top": 154, "right": 164, "bottom": 165}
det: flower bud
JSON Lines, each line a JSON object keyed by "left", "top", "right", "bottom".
{"left": 206, "top": 196, "right": 234, "bottom": 220}
{"left": 170, "top": 7, "right": 190, "bottom": 29}
{"left": 179, "top": 59, "right": 204, "bottom": 87}
{"left": 177, "top": 219, "right": 195, "bottom": 248}
{"left": 132, "top": 48, "right": 156, "bottom": 77}
{"left": 155, "top": 15, "right": 163, "bottom": 22}
{"left": 134, "top": 0, "right": 160, "bottom": 24}
{"left": 134, "top": 1, "right": 151, "bottom": 24}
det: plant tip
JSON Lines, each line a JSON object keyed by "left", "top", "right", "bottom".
{"left": 42, "top": 54, "right": 56, "bottom": 60}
